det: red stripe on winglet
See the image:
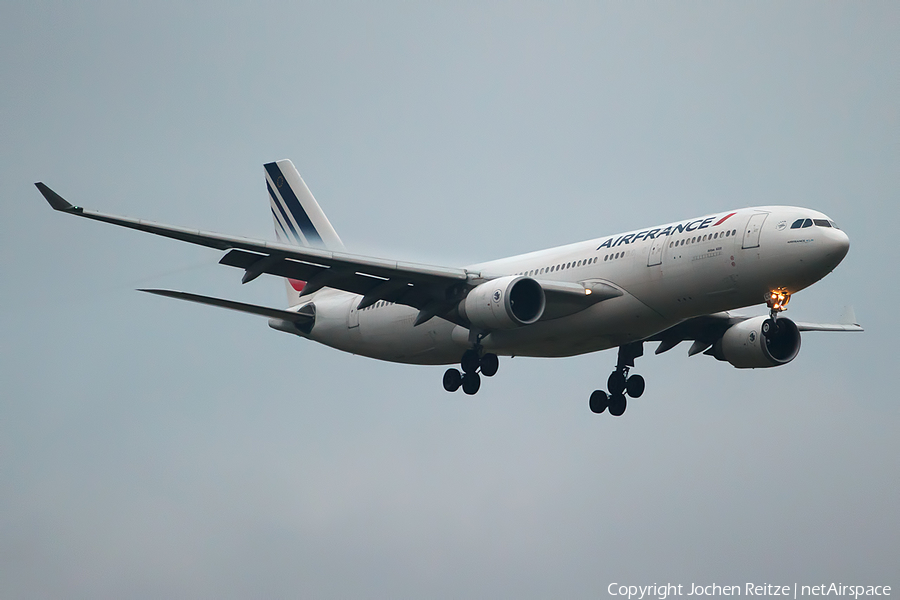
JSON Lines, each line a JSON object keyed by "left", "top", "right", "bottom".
{"left": 289, "top": 279, "right": 306, "bottom": 292}
{"left": 713, "top": 212, "right": 737, "bottom": 226}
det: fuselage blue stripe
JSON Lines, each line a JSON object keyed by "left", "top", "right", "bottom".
{"left": 264, "top": 162, "right": 324, "bottom": 247}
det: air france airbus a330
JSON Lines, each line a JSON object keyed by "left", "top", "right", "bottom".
{"left": 35, "top": 160, "right": 861, "bottom": 416}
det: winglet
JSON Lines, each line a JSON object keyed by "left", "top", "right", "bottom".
{"left": 795, "top": 304, "right": 864, "bottom": 332}
{"left": 34, "top": 182, "right": 80, "bottom": 212}
{"left": 840, "top": 305, "right": 859, "bottom": 327}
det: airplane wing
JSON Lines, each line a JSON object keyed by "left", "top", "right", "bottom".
{"left": 648, "top": 308, "right": 863, "bottom": 357}
{"left": 646, "top": 312, "right": 738, "bottom": 356}
{"left": 36, "top": 183, "right": 605, "bottom": 325}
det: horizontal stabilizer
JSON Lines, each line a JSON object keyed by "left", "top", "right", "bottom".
{"left": 139, "top": 288, "right": 314, "bottom": 326}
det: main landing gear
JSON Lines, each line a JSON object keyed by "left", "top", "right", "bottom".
{"left": 590, "top": 342, "right": 645, "bottom": 416}
{"left": 443, "top": 345, "right": 499, "bottom": 396}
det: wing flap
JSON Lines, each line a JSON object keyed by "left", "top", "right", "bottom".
{"left": 218, "top": 249, "right": 441, "bottom": 311}
{"left": 647, "top": 313, "right": 736, "bottom": 355}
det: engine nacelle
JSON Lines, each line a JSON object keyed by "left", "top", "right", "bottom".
{"left": 459, "top": 276, "right": 545, "bottom": 330}
{"left": 714, "top": 315, "right": 801, "bottom": 368}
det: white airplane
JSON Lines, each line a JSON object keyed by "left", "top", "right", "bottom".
{"left": 35, "top": 159, "right": 861, "bottom": 416}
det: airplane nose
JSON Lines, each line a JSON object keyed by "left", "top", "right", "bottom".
{"left": 823, "top": 227, "right": 850, "bottom": 267}
{"left": 833, "top": 228, "right": 850, "bottom": 258}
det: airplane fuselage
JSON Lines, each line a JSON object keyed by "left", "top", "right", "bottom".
{"left": 303, "top": 206, "right": 849, "bottom": 364}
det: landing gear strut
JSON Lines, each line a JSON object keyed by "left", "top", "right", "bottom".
{"left": 763, "top": 288, "right": 792, "bottom": 337}
{"left": 590, "top": 342, "right": 645, "bottom": 416}
{"left": 443, "top": 337, "right": 499, "bottom": 395}
{"left": 765, "top": 288, "right": 791, "bottom": 320}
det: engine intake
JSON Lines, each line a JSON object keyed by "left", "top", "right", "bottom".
{"left": 713, "top": 315, "right": 801, "bottom": 368}
{"left": 459, "top": 276, "right": 545, "bottom": 330}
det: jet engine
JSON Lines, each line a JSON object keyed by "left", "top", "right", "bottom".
{"left": 459, "top": 275, "right": 545, "bottom": 330}
{"left": 711, "top": 315, "right": 801, "bottom": 368}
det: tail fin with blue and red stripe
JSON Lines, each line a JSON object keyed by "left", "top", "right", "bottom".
{"left": 264, "top": 159, "right": 344, "bottom": 304}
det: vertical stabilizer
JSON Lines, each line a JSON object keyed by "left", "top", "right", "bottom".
{"left": 265, "top": 160, "right": 344, "bottom": 251}
{"left": 264, "top": 159, "right": 344, "bottom": 305}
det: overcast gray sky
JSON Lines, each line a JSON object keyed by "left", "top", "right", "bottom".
{"left": 2, "top": 2, "right": 897, "bottom": 598}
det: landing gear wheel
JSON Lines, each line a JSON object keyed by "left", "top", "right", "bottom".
{"left": 608, "top": 370, "right": 627, "bottom": 395}
{"left": 461, "top": 371, "right": 481, "bottom": 395}
{"left": 626, "top": 374, "right": 645, "bottom": 398}
{"left": 589, "top": 390, "right": 609, "bottom": 414}
{"left": 608, "top": 393, "right": 627, "bottom": 416}
{"left": 461, "top": 349, "right": 480, "bottom": 374}
{"left": 480, "top": 353, "right": 499, "bottom": 377}
{"left": 762, "top": 318, "right": 774, "bottom": 336}
{"left": 442, "top": 368, "right": 462, "bottom": 392}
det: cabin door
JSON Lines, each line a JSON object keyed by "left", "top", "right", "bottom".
{"left": 647, "top": 234, "right": 666, "bottom": 266}
{"left": 742, "top": 213, "right": 768, "bottom": 249}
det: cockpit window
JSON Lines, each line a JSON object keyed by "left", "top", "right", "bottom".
{"left": 792, "top": 217, "right": 839, "bottom": 230}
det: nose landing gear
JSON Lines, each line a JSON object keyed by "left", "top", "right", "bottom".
{"left": 443, "top": 344, "right": 499, "bottom": 395}
{"left": 763, "top": 287, "right": 792, "bottom": 339}
{"left": 766, "top": 288, "right": 791, "bottom": 319}
{"left": 590, "top": 342, "right": 645, "bottom": 416}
